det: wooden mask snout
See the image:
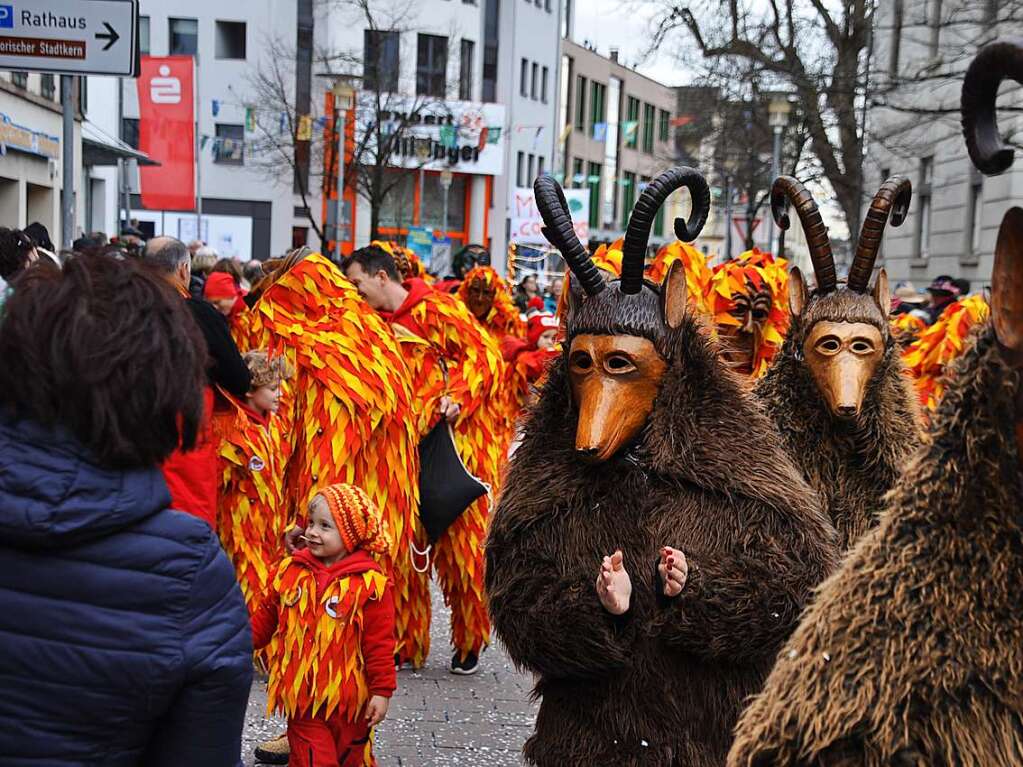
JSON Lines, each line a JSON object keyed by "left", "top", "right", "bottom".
{"left": 568, "top": 334, "right": 667, "bottom": 462}
{"left": 803, "top": 321, "right": 884, "bottom": 419}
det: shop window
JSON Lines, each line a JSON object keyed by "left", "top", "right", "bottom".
{"left": 422, "top": 173, "right": 467, "bottom": 231}
{"left": 139, "top": 16, "right": 150, "bottom": 55}
{"left": 11, "top": 71, "right": 27, "bottom": 89}
{"left": 41, "top": 74, "right": 55, "bottom": 101}
{"left": 365, "top": 30, "right": 399, "bottom": 93}
{"left": 215, "top": 21, "right": 246, "bottom": 60}
{"left": 122, "top": 118, "right": 140, "bottom": 149}
{"left": 214, "top": 124, "right": 245, "bottom": 165}
{"left": 417, "top": 34, "right": 448, "bottom": 98}
{"left": 169, "top": 18, "right": 198, "bottom": 56}
{"left": 379, "top": 173, "right": 416, "bottom": 230}
{"left": 459, "top": 40, "right": 475, "bottom": 100}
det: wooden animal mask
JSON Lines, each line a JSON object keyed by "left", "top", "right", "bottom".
{"left": 774, "top": 176, "right": 910, "bottom": 419}
{"left": 535, "top": 168, "right": 708, "bottom": 462}
{"left": 464, "top": 274, "right": 497, "bottom": 322}
{"left": 718, "top": 279, "right": 773, "bottom": 375}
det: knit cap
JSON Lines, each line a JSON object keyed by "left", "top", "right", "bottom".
{"left": 317, "top": 484, "right": 391, "bottom": 555}
{"left": 527, "top": 313, "right": 559, "bottom": 348}
{"left": 204, "top": 271, "right": 241, "bottom": 300}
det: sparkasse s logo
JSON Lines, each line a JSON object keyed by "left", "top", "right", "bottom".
{"left": 0, "top": 6, "right": 14, "bottom": 29}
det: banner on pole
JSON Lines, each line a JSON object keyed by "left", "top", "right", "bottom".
{"left": 137, "top": 56, "right": 196, "bottom": 211}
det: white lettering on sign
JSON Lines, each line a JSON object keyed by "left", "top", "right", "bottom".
{"left": 20, "top": 11, "right": 87, "bottom": 30}
{"left": 150, "top": 65, "right": 181, "bottom": 104}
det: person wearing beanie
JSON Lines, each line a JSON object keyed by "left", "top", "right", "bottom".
{"left": 204, "top": 271, "right": 245, "bottom": 319}
{"left": 213, "top": 351, "right": 294, "bottom": 613}
{"left": 250, "top": 483, "right": 397, "bottom": 767}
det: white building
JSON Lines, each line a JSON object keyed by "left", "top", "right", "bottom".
{"left": 868, "top": 1, "right": 1022, "bottom": 286}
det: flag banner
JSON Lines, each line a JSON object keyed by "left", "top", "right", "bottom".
{"left": 439, "top": 125, "right": 456, "bottom": 148}
{"left": 669, "top": 115, "right": 695, "bottom": 127}
{"left": 245, "top": 106, "right": 255, "bottom": 132}
{"left": 297, "top": 114, "right": 312, "bottom": 140}
{"left": 212, "top": 99, "right": 220, "bottom": 117}
{"left": 622, "top": 120, "right": 639, "bottom": 143}
{"left": 137, "top": 56, "right": 196, "bottom": 211}
{"left": 593, "top": 122, "right": 607, "bottom": 141}
{"left": 558, "top": 123, "right": 572, "bottom": 143}
{"left": 486, "top": 126, "right": 501, "bottom": 143}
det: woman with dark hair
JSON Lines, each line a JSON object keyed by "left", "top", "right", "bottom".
{"left": 0, "top": 254, "right": 253, "bottom": 766}
{"left": 0, "top": 226, "right": 39, "bottom": 281}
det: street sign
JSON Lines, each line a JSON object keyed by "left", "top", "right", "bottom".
{"left": 0, "top": 0, "right": 138, "bottom": 77}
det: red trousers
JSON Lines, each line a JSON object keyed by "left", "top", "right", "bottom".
{"left": 287, "top": 715, "right": 375, "bottom": 767}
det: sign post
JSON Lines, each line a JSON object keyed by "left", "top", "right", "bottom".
{"left": 439, "top": 169, "right": 453, "bottom": 239}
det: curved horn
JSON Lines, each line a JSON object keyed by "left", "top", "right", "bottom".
{"left": 961, "top": 37, "right": 1023, "bottom": 176}
{"left": 534, "top": 175, "right": 604, "bottom": 297}
{"left": 771, "top": 176, "right": 836, "bottom": 294}
{"left": 992, "top": 206, "right": 1023, "bottom": 353}
{"left": 621, "top": 166, "right": 710, "bottom": 295}
{"left": 848, "top": 176, "right": 912, "bottom": 293}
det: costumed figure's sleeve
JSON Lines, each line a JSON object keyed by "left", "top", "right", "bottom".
{"left": 362, "top": 580, "right": 398, "bottom": 698}
{"left": 428, "top": 296, "right": 504, "bottom": 419}
{"left": 653, "top": 498, "right": 836, "bottom": 664}
{"left": 249, "top": 566, "right": 283, "bottom": 650}
{"left": 485, "top": 508, "right": 636, "bottom": 680}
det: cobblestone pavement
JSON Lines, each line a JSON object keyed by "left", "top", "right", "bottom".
{"left": 243, "top": 581, "right": 537, "bottom": 766}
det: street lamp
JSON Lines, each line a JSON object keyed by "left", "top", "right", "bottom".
{"left": 766, "top": 93, "right": 792, "bottom": 258}
{"left": 316, "top": 72, "right": 361, "bottom": 261}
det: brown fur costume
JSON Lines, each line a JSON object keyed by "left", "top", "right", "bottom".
{"left": 729, "top": 323, "right": 1023, "bottom": 766}
{"left": 486, "top": 307, "right": 839, "bottom": 766}
{"left": 756, "top": 289, "right": 921, "bottom": 550}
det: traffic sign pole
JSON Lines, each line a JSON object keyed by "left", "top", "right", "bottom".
{"left": 61, "top": 75, "right": 74, "bottom": 249}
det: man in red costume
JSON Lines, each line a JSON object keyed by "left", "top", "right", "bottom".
{"left": 142, "top": 236, "right": 251, "bottom": 527}
{"left": 343, "top": 244, "right": 505, "bottom": 675}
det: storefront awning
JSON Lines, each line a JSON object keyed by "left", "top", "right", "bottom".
{"left": 81, "top": 120, "right": 159, "bottom": 167}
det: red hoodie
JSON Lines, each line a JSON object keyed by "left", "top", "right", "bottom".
{"left": 379, "top": 278, "right": 434, "bottom": 339}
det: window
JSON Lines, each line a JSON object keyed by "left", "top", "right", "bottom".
{"left": 587, "top": 162, "right": 602, "bottom": 229}
{"left": 537, "top": 156, "right": 545, "bottom": 177}
{"left": 517, "top": 151, "right": 526, "bottom": 187}
{"left": 625, "top": 96, "right": 640, "bottom": 148}
{"left": 422, "top": 174, "right": 466, "bottom": 231}
{"left": 122, "top": 117, "right": 140, "bottom": 149}
{"left": 651, "top": 177, "right": 665, "bottom": 235}
{"left": 528, "top": 154, "right": 535, "bottom": 182}
{"left": 482, "top": 0, "right": 499, "bottom": 102}
{"left": 520, "top": 58, "right": 529, "bottom": 97}
{"left": 659, "top": 109, "right": 670, "bottom": 142}
{"left": 214, "top": 124, "right": 245, "bottom": 165}
{"left": 364, "top": 30, "right": 400, "bottom": 92}
{"left": 621, "top": 171, "right": 636, "bottom": 228}
{"left": 915, "top": 157, "right": 933, "bottom": 259}
{"left": 531, "top": 62, "right": 538, "bottom": 99}
{"left": 41, "top": 74, "right": 55, "bottom": 100}
{"left": 889, "top": 0, "right": 903, "bottom": 79}
{"left": 459, "top": 40, "right": 475, "bottom": 100}
{"left": 10, "top": 71, "right": 27, "bottom": 89}
{"left": 169, "top": 18, "right": 198, "bottom": 56}
{"left": 545, "top": 0, "right": 551, "bottom": 9}
{"left": 642, "top": 102, "right": 655, "bottom": 153}
{"left": 215, "top": 20, "right": 246, "bottom": 59}
{"left": 966, "top": 176, "right": 983, "bottom": 255}
{"left": 541, "top": 65, "right": 549, "bottom": 103}
{"left": 574, "top": 75, "right": 587, "bottom": 131}
{"left": 139, "top": 16, "right": 150, "bottom": 55}
{"left": 292, "top": 226, "right": 309, "bottom": 249}
{"left": 379, "top": 173, "right": 415, "bottom": 229}
{"left": 417, "top": 34, "right": 448, "bottom": 97}
{"left": 590, "top": 81, "right": 606, "bottom": 129}
{"left": 572, "top": 158, "right": 583, "bottom": 187}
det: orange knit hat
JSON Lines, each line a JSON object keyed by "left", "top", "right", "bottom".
{"left": 316, "top": 484, "right": 391, "bottom": 556}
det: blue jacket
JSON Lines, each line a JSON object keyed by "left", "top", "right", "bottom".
{"left": 0, "top": 413, "right": 253, "bottom": 766}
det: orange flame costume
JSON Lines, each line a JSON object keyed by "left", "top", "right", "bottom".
{"left": 232, "top": 252, "right": 426, "bottom": 667}
{"left": 381, "top": 277, "right": 506, "bottom": 662}
{"left": 706, "top": 248, "right": 790, "bottom": 378}
{"left": 902, "top": 293, "right": 990, "bottom": 411}
{"left": 372, "top": 240, "right": 433, "bottom": 284}
{"left": 891, "top": 311, "right": 928, "bottom": 348}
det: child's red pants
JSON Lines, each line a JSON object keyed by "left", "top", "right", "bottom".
{"left": 287, "top": 715, "right": 375, "bottom": 767}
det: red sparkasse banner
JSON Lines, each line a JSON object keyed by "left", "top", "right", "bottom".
{"left": 137, "top": 56, "right": 195, "bottom": 211}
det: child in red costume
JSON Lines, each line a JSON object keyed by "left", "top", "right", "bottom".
{"left": 251, "top": 483, "right": 397, "bottom": 767}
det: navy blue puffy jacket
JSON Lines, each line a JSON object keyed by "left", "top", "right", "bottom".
{"left": 0, "top": 413, "right": 253, "bottom": 766}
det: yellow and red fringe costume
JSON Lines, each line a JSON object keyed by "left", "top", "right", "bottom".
{"left": 706, "top": 249, "right": 790, "bottom": 378}
{"left": 233, "top": 252, "right": 428, "bottom": 667}
{"left": 212, "top": 390, "right": 293, "bottom": 614}
{"left": 383, "top": 279, "right": 506, "bottom": 661}
{"left": 902, "top": 294, "right": 990, "bottom": 412}
{"left": 891, "top": 311, "right": 928, "bottom": 348}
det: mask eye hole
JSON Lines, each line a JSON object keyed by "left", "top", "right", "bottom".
{"left": 816, "top": 337, "right": 841, "bottom": 354}
{"left": 570, "top": 352, "right": 593, "bottom": 371}
{"left": 604, "top": 354, "right": 635, "bottom": 373}
{"left": 752, "top": 308, "right": 769, "bottom": 321}
{"left": 851, "top": 340, "right": 874, "bottom": 354}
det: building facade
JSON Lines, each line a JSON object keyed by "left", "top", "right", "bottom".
{"left": 868, "top": 0, "right": 1021, "bottom": 286}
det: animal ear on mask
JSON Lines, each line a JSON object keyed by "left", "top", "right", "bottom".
{"left": 992, "top": 206, "right": 1023, "bottom": 356}
{"left": 788, "top": 267, "right": 809, "bottom": 318}
{"left": 873, "top": 268, "right": 891, "bottom": 320}
{"left": 661, "top": 260, "right": 688, "bottom": 329}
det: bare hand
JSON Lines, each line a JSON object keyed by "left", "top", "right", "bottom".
{"left": 439, "top": 395, "right": 461, "bottom": 423}
{"left": 365, "top": 694, "right": 390, "bottom": 727}
{"left": 284, "top": 524, "right": 306, "bottom": 555}
{"left": 658, "top": 547, "right": 689, "bottom": 598}
{"left": 596, "top": 550, "right": 631, "bottom": 615}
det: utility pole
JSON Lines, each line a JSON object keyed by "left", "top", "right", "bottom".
{"left": 60, "top": 76, "right": 75, "bottom": 249}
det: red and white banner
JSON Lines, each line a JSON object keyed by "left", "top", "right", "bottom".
{"left": 137, "top": 56, "right": 195, "bottom": 211}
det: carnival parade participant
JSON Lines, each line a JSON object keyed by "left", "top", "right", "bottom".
{"left": 251, "top": 484, "right": 396, "bottom": 767}
{"left": 487, "top": 170, "right": 837, "bottom": 766}
{"left": 755, "top": 177, "right": 921, "bottom": 551}
{"left": 343, "top": 244, "right": 505, "bottom": 675}
{"left": 214, "top": 350, "right": 294, "bottom": 613}
{"left": 236, "top": 249, "right": 421, "bottom": 764}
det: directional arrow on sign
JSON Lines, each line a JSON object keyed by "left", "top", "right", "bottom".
{"left": 95, "top": 22, "right": 119, "bottom": 51}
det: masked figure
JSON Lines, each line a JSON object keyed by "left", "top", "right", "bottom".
{"left": 754, "top": 177, "right": 922, "bottom": 552}
{"left": 729, "top": 40, "right": 1023, "bottom": 766}
{"left": 486, "top": 169, "right": 838, "bottom": 767}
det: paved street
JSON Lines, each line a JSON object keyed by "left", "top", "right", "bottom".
{"left": 243, "top": 582, "right": 537, "bottom": 766}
